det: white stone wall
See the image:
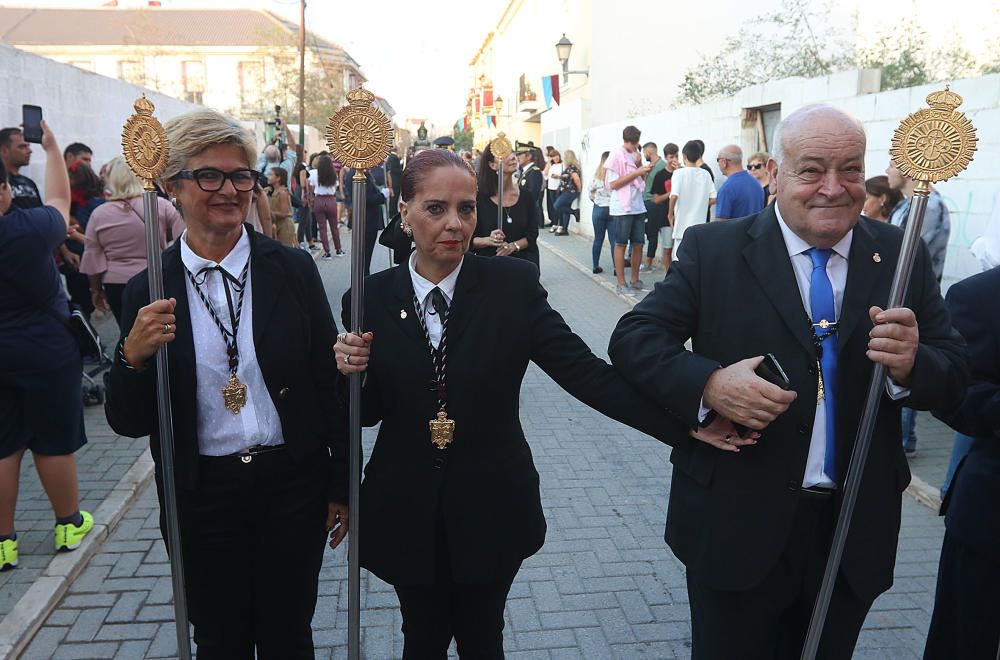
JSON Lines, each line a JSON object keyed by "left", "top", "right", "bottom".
{"left": 1, "top": 44, "right": 205, "bottom": 193}
{"left": 570, "top": 70, "right": 1000, "bottom": 289}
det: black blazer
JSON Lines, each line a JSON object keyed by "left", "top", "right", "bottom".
{"left": 935, "top": 265, "right": 1000, "bottom": 553}
{"left": 344, "top": 254, "right": 688, "bottom": 586}
{"left": 608, "top": 206, "right": 967, "bottom": 602}
{"left": 106, "top": 227, "right": 348, "bottom": 503}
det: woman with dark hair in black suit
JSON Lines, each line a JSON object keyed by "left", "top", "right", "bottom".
{"left": 334, "top": 148, "right": 731, "bottom": 659}
{"left": 471, "top": 143, "right": 539, "bottom": 269}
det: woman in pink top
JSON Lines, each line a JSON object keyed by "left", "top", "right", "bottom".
{"left": 80, "top": 156, "right": 185, "bottom": 326}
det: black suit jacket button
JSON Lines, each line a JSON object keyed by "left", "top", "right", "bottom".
{"left": 798, "top": 424, "right": 810, "bottom": 435}
{"left": 808, "top": 365, "right": 817, "bottom": 375}
{"left": 279, "top": 387, "right": 290, "bottom": 400}
{"left": 786, "top": 480, "right": 799, "bottom": 491}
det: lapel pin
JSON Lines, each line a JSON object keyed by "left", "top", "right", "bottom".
{"left": 400, "top": 309, "right": 408, "bottom": 319}
{"left": 873, "top": 252, "right": 882, "bottom": 263}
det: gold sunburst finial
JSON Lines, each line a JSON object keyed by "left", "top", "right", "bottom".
{"left": 890, "top": 85, "right": 977, "bottom": 185}
{"left": 121, "top": 94, "right": 168, "bottom": 190}
{"left": 490, "top": 132, "right": 513, "bottom": 159}
{"left": 326, "top": 86, "right": 394, "bottom": 171}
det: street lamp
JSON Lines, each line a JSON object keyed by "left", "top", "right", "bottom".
{"left": 555, "top": 33, "right": 589, "bottom": 85}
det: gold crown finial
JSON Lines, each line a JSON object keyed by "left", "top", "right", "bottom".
{"left": 133, "top": 94, "right": 155, "bottom": 116}
{"left": 346, "top": 86, "right": 376, "bottom": 107}
{"left": 925, "top": 87, "right": 964, "bottom": 113}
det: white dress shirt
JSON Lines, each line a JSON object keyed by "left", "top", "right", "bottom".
{"left": 408, "top": 251, "right": 462, "bottom": 349}
{"left": 180, "top": 229, "right": 284, "bottom": 456}
{"left": 774, "top": 206, "right": 909, "bottom": 487}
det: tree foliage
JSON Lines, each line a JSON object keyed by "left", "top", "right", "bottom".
{"left": 678, "top": 0, "right": 851, "bottom": 104}
{"left": 857, "top": 19, "right": 930, "bottom": 91}
{"left": 453, "top": 124, "right": 474, "bottom": 152}
{"left": 679, "top": 2, "right": 1000, "bottom": 102}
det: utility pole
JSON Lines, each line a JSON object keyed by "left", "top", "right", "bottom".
{"left": 298, "top": 0, "right": 306, "bottom": 148}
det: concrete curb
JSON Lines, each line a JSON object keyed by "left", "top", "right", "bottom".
{"left": 539, "top": 237, "right": 945, "bottom": 515}
{"left": 906, "top": 474, "right": 943, "bottom": 512}
{"left": 0, "top": 450, "right": 155, "bottom": 659}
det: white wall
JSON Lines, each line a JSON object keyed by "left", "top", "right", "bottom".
{"left": 573, "top": 70, "right": 1000, "bottom": 289}
{"left": 0, "top": 44, "right": 204, "bottom": 191}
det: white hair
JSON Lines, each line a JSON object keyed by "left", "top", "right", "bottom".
{"left": 771, "top": 104, "right": 866, "bottom": 167}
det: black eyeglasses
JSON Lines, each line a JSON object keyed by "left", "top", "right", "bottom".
{"left": 172, "top": 168, "right": 259, "bottom": 192}
{"left": 748, "top": 163, "right": 765, "bottom": 171}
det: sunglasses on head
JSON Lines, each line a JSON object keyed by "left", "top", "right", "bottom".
{"left": 748, "top": 163, "right": 765, "bottom": 170}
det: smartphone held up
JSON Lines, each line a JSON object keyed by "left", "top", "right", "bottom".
{"left": 22, "top": 104, "right": 43, "bottom": 144}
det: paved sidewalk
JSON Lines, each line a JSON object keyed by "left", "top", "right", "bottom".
{"left": 540, "top": 229, "right": 960, "bottom": 501}
{"left": 20, "top": 238, "right": 945, "bottom": 658}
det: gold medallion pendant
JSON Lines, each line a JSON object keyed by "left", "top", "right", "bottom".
{"left": 221, "top": 375, "right": 248, "bottom": 414}
{"left": 429, "top": 409, "right": 455, "bottom": 449}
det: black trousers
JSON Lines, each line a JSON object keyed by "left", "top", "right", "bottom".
{"left": 162, "top": 448, "right": 328, "bottom": 660}
{"left": 545, "top": 188, "right": 558, "bottom": 225}
{"left": 924, "top": 529, "right": 1000, "bottom": 659}
{"left": 686, "top": 493, "right": 872, "bottom": 660}
{"left": 104, "top": 282, "right": 126, "bottom": 329}
{"left": 393, "top": 512, "right": 520, "bottom": 659}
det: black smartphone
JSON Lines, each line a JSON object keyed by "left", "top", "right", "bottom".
{"left": 22, "top": 105, "right": 43, "bottom": 144}
{"left": 734, "top": 354, "right": 792, "bottom": 437}
{"left": 756, "top": 353, "right": 791, "bottom": 390}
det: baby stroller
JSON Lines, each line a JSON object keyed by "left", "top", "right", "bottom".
{"left": 70, "top": 306, "right": 113, "bottom": 406}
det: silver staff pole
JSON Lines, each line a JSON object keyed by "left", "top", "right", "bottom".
{"left": 801, "top": 88, "right": 977, "bottom": 660}
{"left": 121, "top": 96, "right": 192, "bottom": 660}
{"left": 491, "top": 133, "right": 513, "bottom": 236}
{"left": 327, "top": 86, "right": 393, "bottom": 660}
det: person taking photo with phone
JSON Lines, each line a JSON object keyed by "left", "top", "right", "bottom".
{"left": 1, "top": 120, "right": 94, "bottom": 572}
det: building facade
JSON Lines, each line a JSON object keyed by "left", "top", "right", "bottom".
{"left": 0, "top": 6, "right": 366, "bottom": 126}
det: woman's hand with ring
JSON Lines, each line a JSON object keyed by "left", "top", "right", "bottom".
{"left": 490, "top": 229, "right": 505, "bottom": 244}
{"left": 334, "top": 331, "right": 373, "bottom": 375}
{"left": 123, "top": 298, "right": 178, "bottom": 371}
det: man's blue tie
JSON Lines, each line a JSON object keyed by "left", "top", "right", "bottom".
{"left": 808, "top": 248, "right": 838, "bottom": 483}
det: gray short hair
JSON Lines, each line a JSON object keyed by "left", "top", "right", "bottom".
{"left": 160, "top": 109, "right": 256, "bottom": 185}
{"left": 772, "top": 104, "right": 865, "bottom": 167}
{"left": 718, "top": 145, "right": 743, "bottom": 163}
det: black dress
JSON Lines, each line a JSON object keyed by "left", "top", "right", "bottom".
{"left": 474, "top": 192, "right": 539, "bottom": 268}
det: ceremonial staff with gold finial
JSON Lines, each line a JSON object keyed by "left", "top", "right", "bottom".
{"left": 800, "top": 87, "right": 978, "bottom": 660}
{"left": 326, "top": 86, "right": 394, "bottom": 660}
{"left": 491, "top": 132, "right": 513, "bottom": 233}
{"left": 120, "top": 95, "right": 193, "bottom": 660}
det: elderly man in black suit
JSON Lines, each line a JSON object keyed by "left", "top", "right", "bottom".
{"left": 925, "top": 265, "right": 1000, "bottom": 659}
{"left": 609, "top": 104, "right": 967, "bottom": 659}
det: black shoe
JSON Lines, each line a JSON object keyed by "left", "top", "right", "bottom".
{"left": 593, "top": 266, "right": 604, "bottom": 274}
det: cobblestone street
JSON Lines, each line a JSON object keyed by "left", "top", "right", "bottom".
{"left": 10, "top": 236, "right": 949, "bottom": 658}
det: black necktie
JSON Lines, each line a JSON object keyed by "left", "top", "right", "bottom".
{"left": 428, "top": 287, "right": 448, "bottom": 317}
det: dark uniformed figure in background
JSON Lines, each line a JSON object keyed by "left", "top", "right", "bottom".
{"left": 515, "top": 142, "right": 544, "bottom": 228}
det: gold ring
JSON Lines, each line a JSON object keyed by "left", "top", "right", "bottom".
{"left": 163, "top": 323, "right": 171, "bottom": 334}
{"left": 344, "top": 355, "right": 350, "bottom": 365}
